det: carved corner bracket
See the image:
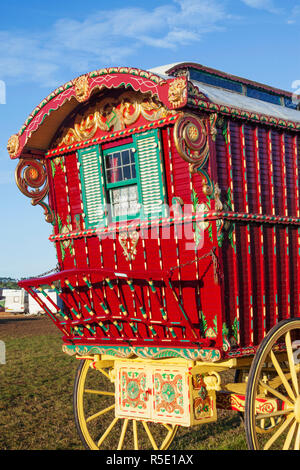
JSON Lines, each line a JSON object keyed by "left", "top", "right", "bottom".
{"left": 173, "top": 113, "right": 213, "bottom": 197}
{"left": 15, "top": 158, "right": 55, "bottom": 224}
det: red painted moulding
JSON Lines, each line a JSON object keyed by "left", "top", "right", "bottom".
{"left": 8, "top": 67, "right": 188, "bottom": 160}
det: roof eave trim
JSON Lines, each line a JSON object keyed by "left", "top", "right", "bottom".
{"left": 8, "top": 67, "right": 189, "bottom": 159}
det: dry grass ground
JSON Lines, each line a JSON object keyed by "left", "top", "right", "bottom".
{"left": 0, "top": 315, "right": 247, "bottom": 451}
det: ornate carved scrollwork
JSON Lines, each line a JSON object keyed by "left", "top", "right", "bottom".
{"left": 168, "top": 77, "right": 187, "bottom": 108}
{"left": 7, "top": 134, "right": 20, "bottom": 158}
{"left": 15, "top": 158, "right": 55, "bottom": 224}
{"left": 174, "top": 113, "right": 213, "bottom": 197}
{"left": 54, "top": 91, "right": 174, "bottom": 147}
{"left": 74, "top": 75, "right": 90, "bottom": 103}
{"left": 173, "top": 113, "right": 210, "bottom": 173}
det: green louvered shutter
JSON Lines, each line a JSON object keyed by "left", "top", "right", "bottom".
{"left": 133, "top": 130, "right": 166, "bottom": 219}
{"left": 78, "top": 145, "right": 106, "bottom": 228}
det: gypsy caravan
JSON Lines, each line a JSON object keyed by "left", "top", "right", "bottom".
{"left": 8, "top": 62, "right": 300, "bottom": 450}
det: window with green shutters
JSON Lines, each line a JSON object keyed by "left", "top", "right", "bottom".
{"left": 78, "top": 145, "right": 107, "bottom": 228}
{"left": 103, "top": 142, "right": 141, "bottom": 221}
{"left": 78, "top": 129, "right": 166, "bottom": 228}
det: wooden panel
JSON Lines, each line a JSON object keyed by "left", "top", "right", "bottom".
{"left": 215, "top": 123, "right": 240, "bottom": 347}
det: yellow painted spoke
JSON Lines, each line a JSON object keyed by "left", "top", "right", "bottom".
{"left": 84, "top": 389, "right": 114, "bottom": 396}
{"left": 98, "top": 368, "right": 111, "bottom": 381}
{"left": 161, "top": 429, "right": 174, "bottom": 450}
{"left": 162, "top": 423, "right": 172, "bottom": 432}
{"left": 117, "top": 419, "right": 129, "bottom": 450}
{"left": 256, "top": 409, "right": 292, "bottom": 421}
{"left": 258, "top": 380, "right": 294, "bottom": 407}
{"left": 133, "top": 420, "right": 138, "bottom": 450}
{"left": 97, "top": 417, "right": 119, "bottom": 448}
{"left": 270, "top": 351, "right": 296, "bottom": 401}
{"left": 264, "top": 414, "right": 294, "bottom": 450}
{"left": 285, "top": 331, "right": 299, "bottom": 396}
{"left": 86, "top": 403, "right": 115, "bottom": 423}
{"left": 294, "top": 424, "right": 300, "bottom": 450}
{"left": 142, "top": 422, "right": 158, "bottom": 450}
{"left": 260, "top": 418, "right": 266, "bottom": 430}
{"left": 283, "top": 420, "right": 297, "bottom": 450}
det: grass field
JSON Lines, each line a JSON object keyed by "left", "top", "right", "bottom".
{"left": 0, "top": 316, "right": 248, "bottom": 451}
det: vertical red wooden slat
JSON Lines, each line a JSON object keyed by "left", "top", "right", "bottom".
{"left": 240, "top": 124, "right": 254, "bottom": 345}
{"left": 283, "top": 134, "right": 297, "bottom": 317}
{"left": 267, "top": 131, "right": 279, "bottom": 326}
{"left": 292, "top": 135, "right": 300, "bottom": 315}
{"left": 253, "top": 127, "right": 266, "bottom": 339}
{"left": 279, "top": 133, "right": 291, "bottom": 319}
{"left": 225, "top": 121, "right": 240, "bottom": 345}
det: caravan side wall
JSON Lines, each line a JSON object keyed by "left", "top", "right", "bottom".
{"left": 215, "top": 118, "right": 300, "bottom": 349}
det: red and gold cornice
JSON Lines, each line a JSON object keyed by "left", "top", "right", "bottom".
{"left": 8, "top": 67, "right": 188, "bottom": 160}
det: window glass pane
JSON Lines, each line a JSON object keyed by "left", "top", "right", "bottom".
{"left": 131, "top": 164, "right": 136, "bottom": 179}
{"left": 110, "top": 185, "right": 139, "bottom": 218}
{"left": 123, "top": 164, "right": 132, "bottom": 180}
{"left": 121, "top": 150, "right": 130, "bottom": 165}
{"left": 106, "top": 152, "right": 122, "bottom": 183}
{"left": 105, "top": 148, "right": 136, "bottom": 184}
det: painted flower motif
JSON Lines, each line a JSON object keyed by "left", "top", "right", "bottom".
{"left": 127, "top": 380, "right": 140, "bottom": 400}
{"left": 161, "top": 383, "right": 176, "bottom": 403}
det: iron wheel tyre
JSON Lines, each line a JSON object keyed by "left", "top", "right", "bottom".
{"left": 73, "top": 359, "right": 179, "bottom": 450}
{"left": 245, "top": 318, "right": 300, "bottom": 450}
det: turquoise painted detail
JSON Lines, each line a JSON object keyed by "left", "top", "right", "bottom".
{"left": 133, "top": 129, "right": 166, "bottom": 220}
{"left": 62, "top": 344, "right": 222, "bottom": 362}
{"left": 161, "top": 383, "right": 176, "bottom": 403}
{"left": 78, "top": 145, "right": 106, "bottom": 229}
{"left": 127, "top": 381, "right": 140, "bottom": 400}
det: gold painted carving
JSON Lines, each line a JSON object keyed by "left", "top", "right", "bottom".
{"left": 15, "top": 158, "right": 55, "bottom": 224}
{"left": 7, "top": 134, "right": 20, "bottom": 158}
{"left": 209, "top": 113, "right": 218, "bottom": 142}
{"left": 168, "top": 78, "right": 187, "bottom": 108}
{"left": 119, "top": 230, "right": 140, "bottom": 261}
{"left": 74, "top": 75, "right": 90, "bottom": 102}
{"left": 173, "top": 113, "right": 209, "bottom": 173}
{"left": 214, "top": 182, "right": 223, "bottom": 211}
{"left": 55, "top": 91, "right": 173, "bottom": 147}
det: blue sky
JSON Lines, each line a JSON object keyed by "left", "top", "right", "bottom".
{"left": 1, "top": 0, "right": 300, "bottom": 278}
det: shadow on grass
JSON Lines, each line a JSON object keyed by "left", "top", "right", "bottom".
{"left": 170, "top": 412, "right": 246, "bottom": 450}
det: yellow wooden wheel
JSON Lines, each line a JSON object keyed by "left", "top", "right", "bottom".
{"left": 235, "top": 368, "right": 285, "bottom": 434}
{"left": 73, "top": 359, "right": 178, "bottom": 450}
{"left": 245, "top": 319, "right": 300, "bottom": 450}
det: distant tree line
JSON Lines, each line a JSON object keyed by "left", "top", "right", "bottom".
{"left": 0, "top": 278, "right": 19, "bottom": 289}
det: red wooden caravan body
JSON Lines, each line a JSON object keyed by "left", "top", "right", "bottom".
{"left": 9, "top": 63, "right": 300, "bottom": 450}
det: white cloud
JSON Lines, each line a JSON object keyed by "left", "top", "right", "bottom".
{"left": 0, "top": 1, "right": 232, "bottom": 87}
{"left": 287, "top": 5, "right": 300, "bottom": 24}
{"left": 241, "top": 0, "right": 282, "bottom": 14}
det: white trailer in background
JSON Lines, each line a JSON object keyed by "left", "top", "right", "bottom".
{"left": 28, "top": 289, "right": 60, "bottom": 315}
{"left": 4, "top": 289, "right": 28, "bottom": 313}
